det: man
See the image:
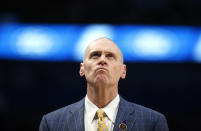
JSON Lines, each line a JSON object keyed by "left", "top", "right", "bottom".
{"left": 39, "top": 38, "right": 169, "bottom": 131}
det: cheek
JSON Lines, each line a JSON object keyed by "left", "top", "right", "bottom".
{"left": 111, "top": 65, "right": 122, "bottom": 78}
{"left": 84, "top": 63, "right": 93, "bottom": 75}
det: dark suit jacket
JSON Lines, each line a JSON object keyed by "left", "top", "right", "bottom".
{"left": 39, "top": 96, "right": 169, "bottom": 131}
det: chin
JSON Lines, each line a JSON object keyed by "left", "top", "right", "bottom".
{"left": 95, "top": 76, "right": 108, "bottom": 84}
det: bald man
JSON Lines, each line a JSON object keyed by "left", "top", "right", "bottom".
{"left": 39, "top": 38, "right": 169, "bottom": 131}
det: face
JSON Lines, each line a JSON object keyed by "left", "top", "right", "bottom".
{"left": 80, "top": 38, "right": 126, "bottom": 87}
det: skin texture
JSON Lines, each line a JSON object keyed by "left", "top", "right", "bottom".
{"left": 80, "top": 38, "right": 126, "bottom": 108}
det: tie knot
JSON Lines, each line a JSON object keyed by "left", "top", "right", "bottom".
{"left": 97, "top": 109, "right": 105, "bottom": 118}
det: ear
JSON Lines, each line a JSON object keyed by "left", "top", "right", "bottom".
{"left": 79, "top": 62, "right": 85, "bottom": 77}
{"left": 120, "top": 64, "right": 126, "bottom": 79}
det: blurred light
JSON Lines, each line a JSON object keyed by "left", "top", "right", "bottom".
{"left": 0, "top": 23, "right": 200, "bottom": 62}
{"left": 73, "top": 24, "right": 114, "bottom": 61}
{"left": 193, "top": 34, "right": 201, "bottom": 62}
{"left": 132, "top": 30, "right": 171, "bottom": 59}
{"left": 16, "top": 27, "right": 53, "bottom": 56}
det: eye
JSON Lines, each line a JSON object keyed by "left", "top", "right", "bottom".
{"left": 106, "top": 53, "right": 115, "bottom": 60}
{"left": 90, "top": 52, "right": 101, "bottom": 59}
{"left": 106, "top": 53, "right": 113, "bottom": 57}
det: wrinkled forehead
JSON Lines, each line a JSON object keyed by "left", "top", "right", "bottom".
{"left": 83, "top": 38, "right": 123, "bottom": 62}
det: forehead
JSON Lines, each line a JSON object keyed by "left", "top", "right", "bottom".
{"left": 86, "top": 39, "right": 122, "bottom": 56}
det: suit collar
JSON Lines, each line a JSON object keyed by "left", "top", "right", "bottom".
{"left": 69, "top": 98, "right": 85, "bottom": 131}
{"left": 113, "top": 96, "right": 136, "bottom": 131}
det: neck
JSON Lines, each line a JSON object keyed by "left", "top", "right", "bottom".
{"left": 87, "top": 83, "right": 118, "bottom": 108}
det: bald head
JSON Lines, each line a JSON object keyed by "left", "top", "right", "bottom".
{"left": 83, "top": 38, "right": 124, "bottom": 63}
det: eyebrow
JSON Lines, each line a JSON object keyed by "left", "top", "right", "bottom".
{"left": 89, "top": 51, "right": 101, "bottom": 58}
{"left": 89, "top": 50, "right": 117, "bottom": 58}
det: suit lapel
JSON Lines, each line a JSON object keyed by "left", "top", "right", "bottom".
{"left": 113, "top": 97, "right": 136, "bottom": 131}
{"left": 68, "top": 96, "right": 136, "bottom": 131}
{"left": 69, "top": 98, "right": 85, "bottom": 131}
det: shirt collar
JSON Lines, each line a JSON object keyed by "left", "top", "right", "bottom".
{"left": 102, "top": 94, "right": 120, "bottom": 123}
{"left": 84, "top": 94, "right": 120, "bottom": 124}
{"left": 85, "top": 95, "right": 99, "bottom": 124}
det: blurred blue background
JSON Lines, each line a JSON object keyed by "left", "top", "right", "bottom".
{"left": 0, "top": 0, "right": 201, "bottom": 131}
{"left": 0, "top": 23, "right": 201, "bottom": 62}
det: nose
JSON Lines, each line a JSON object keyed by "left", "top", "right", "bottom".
{"left": 98, "top": 55, "right": 107, "bottom": 65}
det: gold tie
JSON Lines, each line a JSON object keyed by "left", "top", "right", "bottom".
{"left": 97, "top": 109, "right": 107, "bottom": 131}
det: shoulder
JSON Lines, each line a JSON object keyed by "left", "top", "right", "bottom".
{"left": 43, "top": 98, "right": 84, "bottom": 121}
{"left": 39, "top": 98, "right": 85, "bottom": 131}
{"left": 133, "top": 102, "right": 164, "bottom": 117}
{"left": 120, "top": 97, "right": 166, "bottom": 120}
{"left": 119, "top": 98, "right": 169, "bottom": 130}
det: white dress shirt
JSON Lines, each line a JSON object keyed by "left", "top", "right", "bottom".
{"left": 84, "top": 94, "right": 120, "bottom": 131}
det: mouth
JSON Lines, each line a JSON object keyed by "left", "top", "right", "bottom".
{"left": 96, "top": 67, "right": 108, "bottom": 73}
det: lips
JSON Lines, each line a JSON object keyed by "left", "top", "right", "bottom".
{"left": 96, "top": 67, "right": 108, "bottom": 72}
